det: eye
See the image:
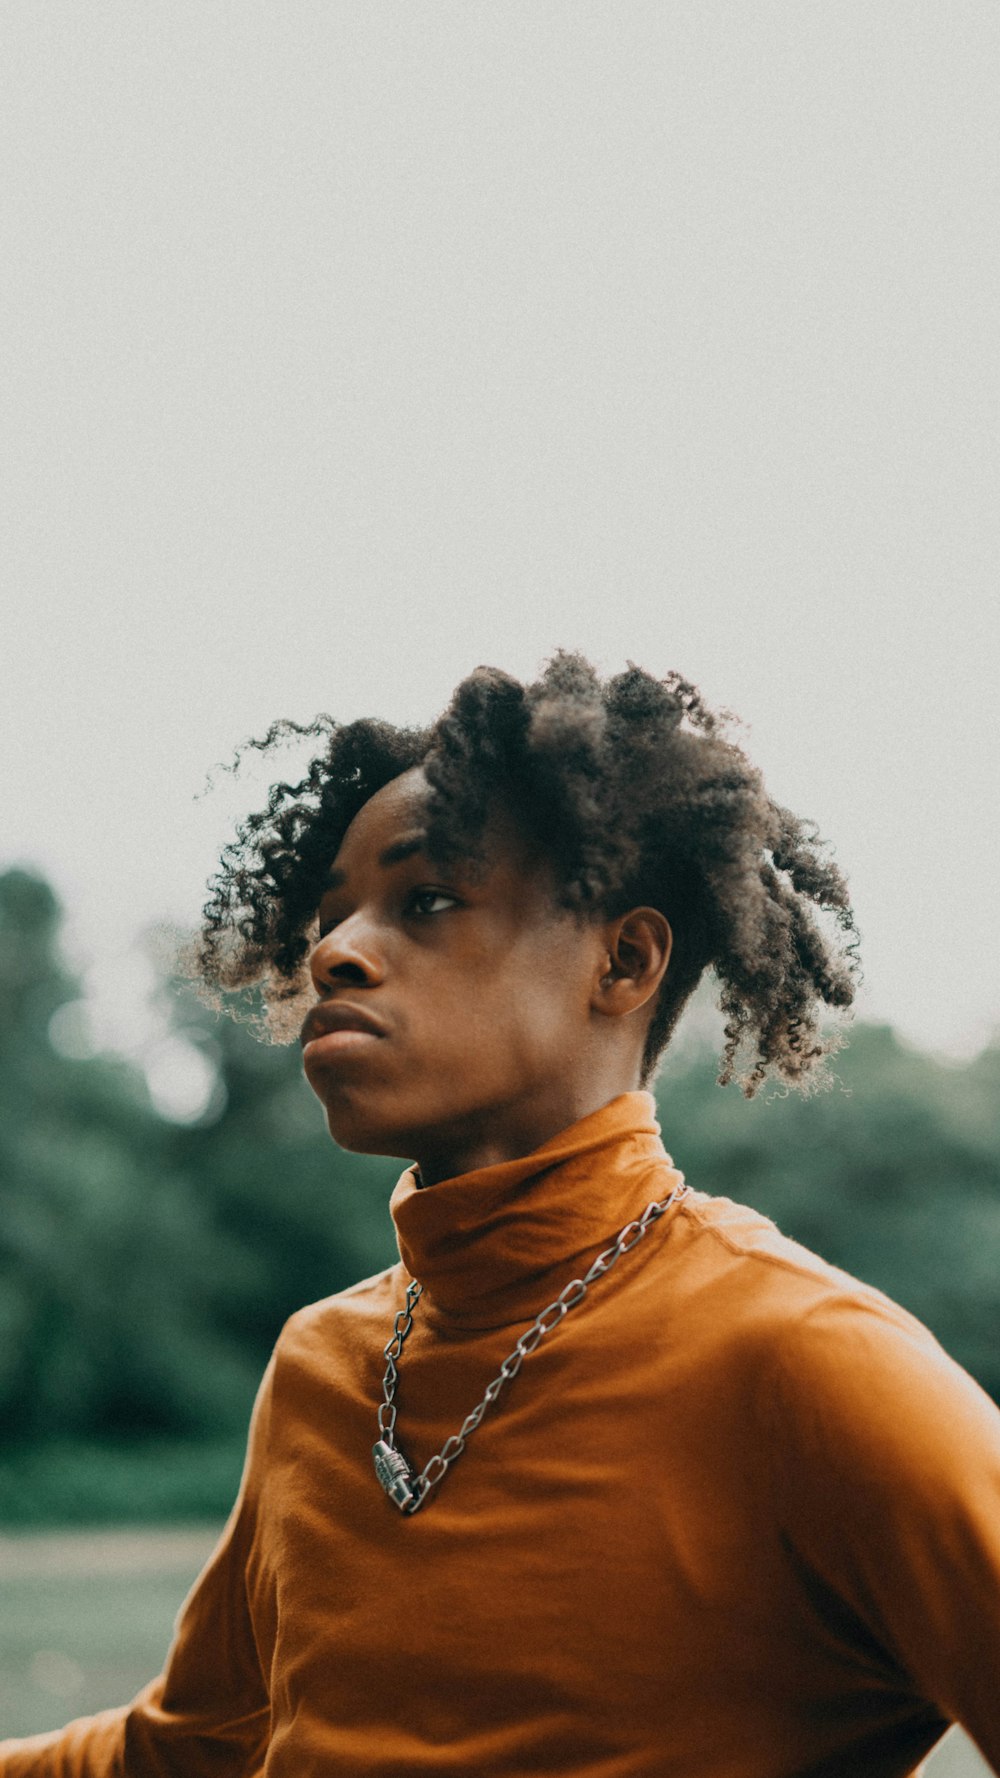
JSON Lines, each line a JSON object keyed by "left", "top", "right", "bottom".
{"left": 315, "top": 885, "right": 459, "bottom": 941}
{"left": 406, "top": 887, "right": 459, "bottom": 917}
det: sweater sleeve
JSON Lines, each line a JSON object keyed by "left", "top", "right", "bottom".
{"left": 0, "top": 1354, "right": 275, "bottom": 1777}
{"left": 766, "top": 1292, "right": 1000, "bottom": 1774}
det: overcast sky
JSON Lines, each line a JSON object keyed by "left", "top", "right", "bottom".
{"left": 2, "top": 2, "right": 998, "bottom": 1090}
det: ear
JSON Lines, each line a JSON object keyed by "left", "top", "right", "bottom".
{"left": 592, "top": 907, "right": 673, "bottom": 1020}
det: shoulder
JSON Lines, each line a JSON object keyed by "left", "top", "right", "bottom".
{"left": 671, "top": 1187, "right": 932, "bottom": 1348}
{"left": 270, "top": 1263, "right": 404, "bottom": 1379}
{"left": 692, "top": 1197, "right": 1000, "bottom": 1530}
{"left": 763, "top": 1283, "right": 1000, "bottom": 1494}
{"left": 675, "top": 1189, "right": 1000, "bottom": 1457}
{"left": 676, "top": 1187, "right": 913, "bottom": 1311}
{"left": 671, "top": 1192, "right": 1000, "bottom": 1629}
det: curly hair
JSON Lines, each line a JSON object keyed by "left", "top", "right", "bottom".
{"left": 180, "top": 650, "right": 862, "bottom": 1098}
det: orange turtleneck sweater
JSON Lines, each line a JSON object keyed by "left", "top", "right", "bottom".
{"left": 3, "top": 1092, "right": 1000, "bottom": 1777}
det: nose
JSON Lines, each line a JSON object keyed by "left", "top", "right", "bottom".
{"left": 309, "top": 913, "right": 385, "bottom": 992}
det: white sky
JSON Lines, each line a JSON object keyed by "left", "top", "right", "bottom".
{"left": 2, "top": 2, "right": 998, "bottom": 1072}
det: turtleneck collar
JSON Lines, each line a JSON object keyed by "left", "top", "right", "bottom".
{"left": 389, "top": 1091, "right": 685, "bottom": 1328}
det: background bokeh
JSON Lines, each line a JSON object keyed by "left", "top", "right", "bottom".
{"left": 1, "top": 4, "right": 997, "bottom": 1768}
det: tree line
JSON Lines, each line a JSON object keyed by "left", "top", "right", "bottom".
{"left": 1, "top": 865, "right": 997, "bottom": 1523}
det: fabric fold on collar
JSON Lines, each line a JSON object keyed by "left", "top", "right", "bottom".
{"left": 389, "top": 1090, "right": 684, "bottom": 1327}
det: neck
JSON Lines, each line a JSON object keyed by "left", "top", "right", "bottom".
{"left": 389, "top": 1090, "right": 680, "bottom": 1327}
{"left": 410, "top": 1077, "right": 644, "bottom": 1188}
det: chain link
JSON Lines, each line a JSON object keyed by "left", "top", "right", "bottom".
{"left": 377, "top": 1181, "right": 688, "bottom": 1514}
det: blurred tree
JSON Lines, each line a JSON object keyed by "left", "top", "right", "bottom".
{"left": 1, "top": 869, "right": 998, "bottom": 1528}
{"left": 146, "top": 947, "right": 400, "bottom": 1363}
{"left": 0, "top": 873, "right": 261, "bottom": 1443}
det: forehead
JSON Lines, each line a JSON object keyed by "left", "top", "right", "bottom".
{"left": 330, "top": 767, "right": 546, "bottom": 888}
{"left": 333, "top": 768, "right": 431, "bottom": 867}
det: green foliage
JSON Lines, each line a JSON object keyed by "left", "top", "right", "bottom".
{"left": 0, "top": 1439, "right": 247, "bottom": 1527}
{"left": 155, "top": 971, "right": 401, "bottom": 1361}
{"left": 0, "top": 865, "right": 998, "bottom": 1523}
{"left": 0, "top": 875, "right": 265, "bottom": 1447}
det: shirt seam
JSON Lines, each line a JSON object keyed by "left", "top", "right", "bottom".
{"left": 674, "top": 1195, "right": 912, "bottom": 1323}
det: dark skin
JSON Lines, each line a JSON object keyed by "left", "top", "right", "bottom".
{"left": 300, "top": 767, "right": 672, "bottom": 1186}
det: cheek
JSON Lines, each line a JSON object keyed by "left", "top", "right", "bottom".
{"left": 483, "top": 932, "right": 591, "bottom": 1035}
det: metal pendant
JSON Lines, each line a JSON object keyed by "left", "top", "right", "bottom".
{"left": 373, "top": 1439, "right": 416, "bottom": 1511}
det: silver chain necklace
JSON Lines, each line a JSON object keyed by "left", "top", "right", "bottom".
{"left": 372, "top": 1181, "right": 689, "bottom": 1514}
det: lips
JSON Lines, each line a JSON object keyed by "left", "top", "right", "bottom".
{"left": 299, "top": 1000, "right": 388, "bottom": 1050}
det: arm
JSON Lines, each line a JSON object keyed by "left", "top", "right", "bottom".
{"left": 767, "top": 1294, "right": 1000, "bottom": 1773}
{"left": 0, "top": 1356, "right": 275, "bottom": 1777}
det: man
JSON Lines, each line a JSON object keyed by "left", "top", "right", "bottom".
{"left": 5, "top": 652, "right": 998, "bottom": 1774}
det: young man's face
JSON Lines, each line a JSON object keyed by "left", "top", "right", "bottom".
{"left": 300, "top": 767, "right": 614, "bottom": 1181}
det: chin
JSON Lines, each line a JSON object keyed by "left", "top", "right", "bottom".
{"left": 303, "top": 1063, "right": 401, "bottom": 1158}
{"left": 321, "top": 1099, "right": 416, "bottom": 1162}
{"left": 310, "top": 1069, "right": 485, "bottom": 1165}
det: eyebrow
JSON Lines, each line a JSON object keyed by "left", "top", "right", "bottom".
{"left": 322, "top": 832, "right": 429, "bottom": 894}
